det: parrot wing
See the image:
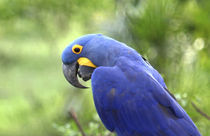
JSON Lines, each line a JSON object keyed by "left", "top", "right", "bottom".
{"left": 91, "top": 58, "right": 200, "bottom": 136}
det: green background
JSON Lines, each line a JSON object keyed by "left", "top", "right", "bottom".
{"left": 0, "top": 0, "right": 209, "bottom": 136}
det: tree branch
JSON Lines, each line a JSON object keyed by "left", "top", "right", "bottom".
{"left": 68, "top": 109, "right": 87, "bottom": 136}
{"left": 106, "top": 132, "right": 113, "bottom": 136}
{"left": 191, "top": 102, "right": 210, "bottom": 120}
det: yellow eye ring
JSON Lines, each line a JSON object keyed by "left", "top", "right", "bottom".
{"left": 72, "top": 45, "right": 83, "bottom": 54}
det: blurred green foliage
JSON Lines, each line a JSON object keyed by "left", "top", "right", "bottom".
{"left": 0, "top": 0, "right": 209, "bottom": 136}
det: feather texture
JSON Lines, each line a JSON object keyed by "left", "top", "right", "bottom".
{"left": 91, "top": 57, "right": 201, "bottom": 136}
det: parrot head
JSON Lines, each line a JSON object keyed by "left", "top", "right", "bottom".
{"left": 61, "top": 34, "right": 135, "bottom": 88}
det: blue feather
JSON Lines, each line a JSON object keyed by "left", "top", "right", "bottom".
{"left": 92, "top": 57, "right": 201, "bottom": 136}
{"left": 62, "top": 34, "right": 201, "bottom": 136}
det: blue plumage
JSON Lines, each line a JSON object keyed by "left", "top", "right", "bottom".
{"left": 62, "top": 34, "right": 201, "bottom": 136}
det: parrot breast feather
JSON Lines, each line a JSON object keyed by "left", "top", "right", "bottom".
{"left": 91, "top": 58, "right": 200, "bottom": 136}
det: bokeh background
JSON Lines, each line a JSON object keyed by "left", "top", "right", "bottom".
{"left": 0, "top": 0, "right": 209, "bottom": 136}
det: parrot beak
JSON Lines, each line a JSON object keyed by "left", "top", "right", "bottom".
{"left": 62, "top": 62, "right": 87, "bottom": 89}
{"left": 62, "top": 59, "right": 96, "bottom": 89}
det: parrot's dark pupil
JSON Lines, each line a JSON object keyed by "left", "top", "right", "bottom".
{"left": 74, "top": 48, "right": 80, "bottom": 53}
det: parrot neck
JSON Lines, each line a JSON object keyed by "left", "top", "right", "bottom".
{"left": 114, "top": 46, "right": 146, "bottom": 66}
{"left": 85, "top": 35, "right": 145, "bottom": 67}
{"left": 100, "top": 47, "right": 143, "bottom": 67}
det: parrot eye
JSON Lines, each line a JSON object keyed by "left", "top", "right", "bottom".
{"left": 72, "top": 45, "right": 83, "bottom": 54}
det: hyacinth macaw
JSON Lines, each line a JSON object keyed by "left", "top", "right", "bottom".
{"left": 61, "top": 34, "right": 201, "bottom": 136}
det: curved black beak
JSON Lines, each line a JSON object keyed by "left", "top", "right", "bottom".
{"left": 62, "top": 62, "right": 87, "bottom": 89}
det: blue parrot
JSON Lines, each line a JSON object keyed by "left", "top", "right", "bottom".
{"left": 62, "top": 34, "right": 201, "bottom": 136}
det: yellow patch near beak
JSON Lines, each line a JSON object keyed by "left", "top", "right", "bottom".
{"left": 77, "top": 57, "right": 97, "bottom": 68}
